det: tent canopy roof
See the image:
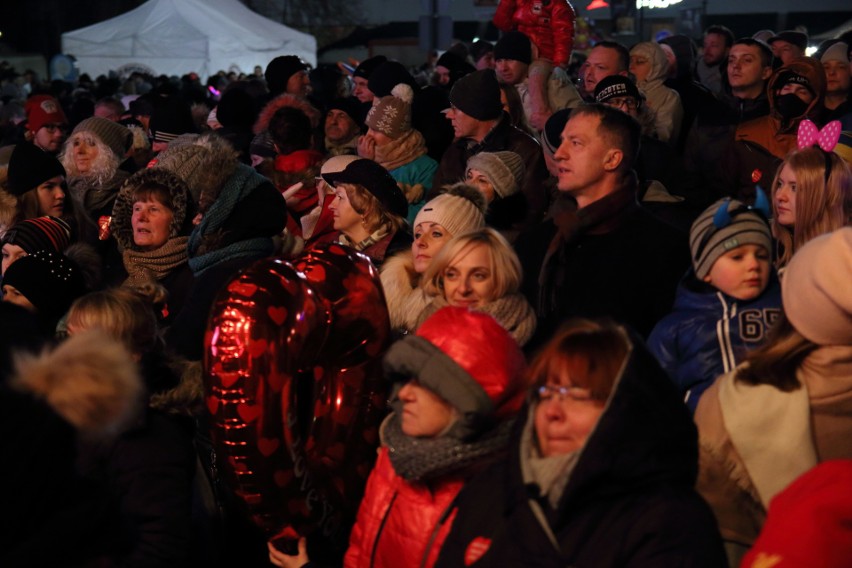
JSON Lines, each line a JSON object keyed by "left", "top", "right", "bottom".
{"left": 62, "top": 0, "right": 316, "bottom": 79}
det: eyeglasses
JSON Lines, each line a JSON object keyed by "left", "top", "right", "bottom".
{"left": 536, "top": 384, "right": 597, "bottom": 404}
{"left": 606, "top": 97, "right": 640, "bottom": 111}
{"left": 41, "top": 123, "right": 66, "bottom": 133}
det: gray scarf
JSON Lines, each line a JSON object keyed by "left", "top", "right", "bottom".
{"left": 381, "top": 411, "right": 514, "bottom": 483}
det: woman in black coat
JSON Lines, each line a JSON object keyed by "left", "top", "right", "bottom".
{"left": 435, "top": 319, "right": 727, "bottom": 568}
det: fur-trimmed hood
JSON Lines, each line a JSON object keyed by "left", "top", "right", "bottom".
{"left": 111, "top": 167, "right": 194, "bottom": 251}
{"left": 254, "top": 94, "right": 321, "bottom": 133}
{"left": 11, "top": 330, "right": 143, "bottom": 437}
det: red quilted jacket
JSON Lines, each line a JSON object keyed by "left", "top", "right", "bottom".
{"left": 493, "top": 0, "right": 576, "bottom": 67}
{"left": 344, "top": 448, "right": 462, "bottom": 568}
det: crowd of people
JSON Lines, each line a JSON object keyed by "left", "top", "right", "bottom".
{"left": 1, "top": 0, "right": 852, "bottom": 566}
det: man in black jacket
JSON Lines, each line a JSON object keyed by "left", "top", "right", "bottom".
{"left": 431, "top": 69, "right": 550, "bottom": 228}
{"left": 516, "top": 104, "right": 689, "bottom": 349}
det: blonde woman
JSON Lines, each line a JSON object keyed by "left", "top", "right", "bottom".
{"left": 419, "top": 227, "right": 536, "bottom": 346}
{"left": 771, "top": 146, "right": 852, "bottom": 269}
{"left": 380, "top": 183, "right": 486, "bottom": 335}
{"left": 320, "top": 158, "right": 411, "bottom": 268}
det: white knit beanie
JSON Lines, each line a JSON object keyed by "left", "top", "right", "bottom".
{"left": 413, "top": 183, "right": 486, "bottom": 237}
{"left": 466, "top": 151, "right": 525, "bottom": 199}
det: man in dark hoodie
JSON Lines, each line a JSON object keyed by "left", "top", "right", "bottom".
{"left": 682, "top": 38, "right": 775, "bottom": 202}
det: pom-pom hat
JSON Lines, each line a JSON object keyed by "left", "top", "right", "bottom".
{"left": 413, "top": 183, "right": 486, "bottom": 236}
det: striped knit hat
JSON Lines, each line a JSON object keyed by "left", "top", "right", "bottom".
{"left": 690, "top": 197, "right": 772, "bottom": 280}
{"left": 2, "top": 216, "right": 71, "bottom": 254}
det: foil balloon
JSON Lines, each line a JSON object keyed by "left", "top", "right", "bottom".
{"left": 204, "top": 245, "right": 391, "bottom": 558}
{"left": 204, "top": 258, "right": 327, "bottom": 541}
{"left": 293, "top": 243, "right": 391, "bottom": 521}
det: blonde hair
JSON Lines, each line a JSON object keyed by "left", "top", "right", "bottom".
{"left": 342, "top": 182, "right": 406, "bottom": 235}
{"left": 67, "top": 287, "right": 161, "bottom": 356}
{"left": 771, "top": 147, "right": 852, "bottom": 267}
{"left": 423, "top": 227, "right": 522, "bottom": 301}
{"left": 60, "top": 131, "right": 120, "bottom": 185}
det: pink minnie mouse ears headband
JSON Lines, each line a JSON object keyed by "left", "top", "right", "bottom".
{"left": 797, "top": 119, "right": 841, "bottom": 183}
{"left": 797, "top": 119, "right": 841, "bottom": 152}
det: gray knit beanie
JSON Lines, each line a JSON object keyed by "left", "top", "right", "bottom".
{"left": 155, "top": 140, "right": 238, "bottom": 210}
{"left": 365, "top": 83, "right": 414, "bottom": 139}
{"left": 689, "top": 197, "right": 772, "bottom": 280}
{"left": 466, "top": 151, "right": 525, "bottom": 199}
{"left": 72, "top": 117, "right": 132, "bottom": 161}
{"left": 413, "top": 183, "right": 486, "bottom": 237}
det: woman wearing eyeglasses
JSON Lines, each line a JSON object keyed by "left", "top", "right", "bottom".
{"left": 434, "top": 319, "right": 726, "bottom": 568}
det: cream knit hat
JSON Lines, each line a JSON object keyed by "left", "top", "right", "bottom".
{"left": 413, "top": 183, "right": 486, "bottom": 237}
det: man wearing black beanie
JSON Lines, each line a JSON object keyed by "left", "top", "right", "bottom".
{"left": 494, "top": 31, "right": 581, "bottom": 131}
{"left": 430, "top": 69, "right": 549, "bottom": 229}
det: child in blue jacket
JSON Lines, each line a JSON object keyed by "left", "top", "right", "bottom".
{"left": 648, "top": 194, "right": 781, "bottom": 412}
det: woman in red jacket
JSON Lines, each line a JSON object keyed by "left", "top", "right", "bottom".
{"left": 268, "top": 307, "right": 528, "bottom": 568}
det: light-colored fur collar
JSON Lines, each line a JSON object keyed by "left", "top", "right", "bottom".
{"left": 379, "top": 249, "right": 431, "bottom": 334}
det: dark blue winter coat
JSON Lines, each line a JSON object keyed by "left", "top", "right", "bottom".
{"left": 647, "top": 270, "right": 782, "bottom": 413}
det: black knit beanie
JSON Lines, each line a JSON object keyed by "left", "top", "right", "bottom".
{"left": 353, "top": 55, "right": 388, "bottom": 80}
{"left": 265, "top": 55, "right": 309, "bottom": 96}
{"left": 368, "top": 61, "right": 418, "bottom": 98}
{"left": 541, "top": 108, "right": 572, "bottom": 157}
{"left": 494, "top": 31, "right": 533, "bottom": 64}
{"left": 6, "top": 142, "right": 66, "bottom": 196}
{"left": 2, "top": 249, "right": 85, "bottom": 322}
{"left": 326, "top": 96, "right": 366, "bottom": 131}
{"left": 449, "top": 69, "right": 503, "bottom": 121}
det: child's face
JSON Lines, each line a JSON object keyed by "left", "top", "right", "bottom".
{"left": 703, "top": 244, "right": 770, "bottom": 301}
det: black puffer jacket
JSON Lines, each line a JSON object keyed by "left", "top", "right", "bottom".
{"left": 435, "top": 330, "right": 727, "bottom": 568}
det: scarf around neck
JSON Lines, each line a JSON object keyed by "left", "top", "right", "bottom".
{"left": 381, "top": 411, "right": 514, "bottom": 483}
{"left": 339, "top": 225, "right": 390, "bottom": 252}
{"left": 419, "top": 293, "right": 537, "bottom": 347}
{"left": 123, "top": 236, "right": 189, "bottom": 286}
{"left": 537, "top": 182, "right": 638, "bottom": 316}
{"left": 373, "top": 129, "right": 428, "bottom": 171}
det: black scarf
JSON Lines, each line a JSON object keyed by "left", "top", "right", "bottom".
{"left": 537, "top": 179, "right": 639, "bottom": 316}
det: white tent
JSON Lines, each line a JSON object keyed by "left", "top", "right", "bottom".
{"left": 61, "top": 0, "right": 316, "bottom": 79}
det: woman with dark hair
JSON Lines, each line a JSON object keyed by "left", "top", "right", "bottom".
{"left": 320, "top": 158, "right": 411, "bottom": 268}
{"left": 435, "top": 318, "right": 725, "bottom": 567}
{"left": 1, "top": 142, "right": 95, "bottom": 243}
